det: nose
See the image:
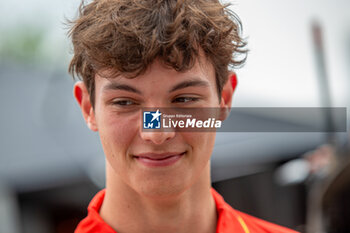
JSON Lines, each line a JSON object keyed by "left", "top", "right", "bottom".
{"left": 139, "top": 105, "right": 176, "bottom": 144}
{"left": 140, "top": 130, "right": 176, "bottom": 145}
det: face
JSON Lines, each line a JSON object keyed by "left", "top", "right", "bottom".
{"left": 75, "top": 56, "right": 233, "bottom": 198}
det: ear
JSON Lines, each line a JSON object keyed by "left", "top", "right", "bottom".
{"left": 219, "top": 72, "right": 237, "bottom": 120}
{"left": 73, "top": 81, "right": 98, "bottom": 131}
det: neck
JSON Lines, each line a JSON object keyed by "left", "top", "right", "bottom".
{"left": 100, "top": 162, "right": 217, "bottom": 233}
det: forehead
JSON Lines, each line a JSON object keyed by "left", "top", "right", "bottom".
{"left": 96, "top": 56, "right": 216, "bottom": 88}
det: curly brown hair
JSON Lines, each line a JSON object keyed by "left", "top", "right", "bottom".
{"left": 68, "top": 0, "right": 247, "bottom": 106}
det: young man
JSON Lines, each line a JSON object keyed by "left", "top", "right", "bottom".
{"left": 68, "top": 0, "right": 298, "bottom": 232}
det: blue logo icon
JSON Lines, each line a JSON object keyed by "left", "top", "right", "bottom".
{"left": 143, "top": 109, "right": 162, "bottom": 129}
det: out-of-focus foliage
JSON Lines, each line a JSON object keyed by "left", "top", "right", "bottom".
{"left": 0, "top": 25, "right": 46, "bottom": 63}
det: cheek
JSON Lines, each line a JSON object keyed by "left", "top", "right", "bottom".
{"left": 198, "top": 133, "right": 216, "bottom": 159}
{"left": 184, "top": 132, "right": 216, "bottom": 161}
{"left": 98, "top": 110, "right": 140, "bottom": 160}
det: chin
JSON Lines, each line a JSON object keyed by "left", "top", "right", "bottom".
{"left": 134, "top": 175, "right": 191, "bottom": 199}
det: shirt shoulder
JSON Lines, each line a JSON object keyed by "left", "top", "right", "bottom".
{"left": 211, "top": 188, "right": 299, "bottom": 233}
{"left": 237, "top": 210, "right": 299, "bottom": 233}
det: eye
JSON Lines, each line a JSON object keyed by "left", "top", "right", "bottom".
{"left": 172, "top": 96, "right": 200, "bottom": 103}
{"left": 111, "top": 99, "right": 138, "bottom": 107}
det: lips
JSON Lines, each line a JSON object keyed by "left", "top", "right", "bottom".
{"left": 133, "top": 152, "right": 186, "bottom": 167}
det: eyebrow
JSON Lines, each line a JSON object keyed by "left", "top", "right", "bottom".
{"left": 169, "top": 79, "right": 210, "bottom": 93}
{"left": 103, "top": 83, "right": 143, "bottom": 95}
{"left": 102, "top": 78, "right": 209, "bottom": 95}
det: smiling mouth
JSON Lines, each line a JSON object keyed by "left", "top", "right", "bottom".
{"left": 133, "top": 152, "right": 186, "bottom": 167}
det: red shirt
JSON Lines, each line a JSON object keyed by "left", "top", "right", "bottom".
{"left": 75, "top": 189, "right": 298, "bottom": 233}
